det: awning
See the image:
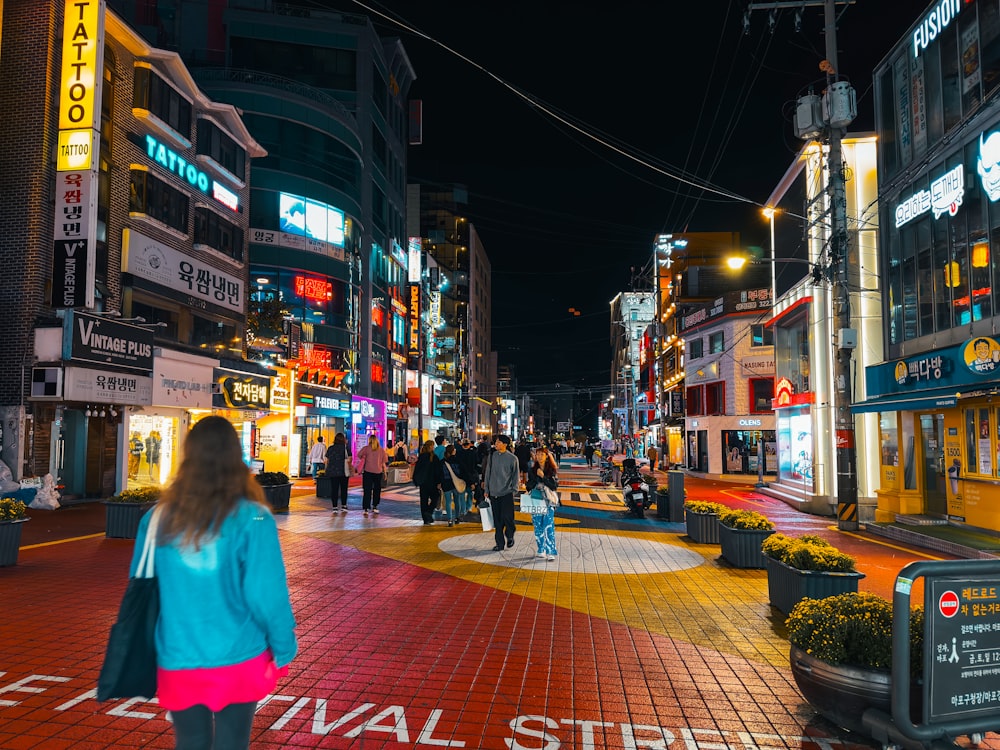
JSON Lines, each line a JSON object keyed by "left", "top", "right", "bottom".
{"left": 851, "top": 388, "right": 959, "bottom": 414}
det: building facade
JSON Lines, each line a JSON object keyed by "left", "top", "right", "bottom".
{"left": 681, "top": 289, "right": 776, "bottom": 476}
{"left": 0, "top": 1, "right": 264, "bottom": 496}
{"left": 868, "top": 0, "right": 1000, "bottom": 529}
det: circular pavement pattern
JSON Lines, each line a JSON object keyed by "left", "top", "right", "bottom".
{"left": 437, "top": 529, "right": 706, "bottom": 574}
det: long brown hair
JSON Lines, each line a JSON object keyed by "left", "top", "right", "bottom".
{"left": 532, "top": 445, "right": 558, "bottom": 475}
{"left": 159, "top": 415, "right": 265, "bottom": 548}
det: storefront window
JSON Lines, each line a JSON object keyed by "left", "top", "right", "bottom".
{"left": 902, "top": 413, "right": 917, "bottom": 490}
{"left": 880, "top": 413, "right": 898, "bottom": 469}
{"left": 776, "top": 409, "right": 812, "bottom": 486}
{"left": 774, "top": 308, "right": 810, "bottom": 394}
{"left": 966, "top": 407, "right": 994, "bottom": 475}
{"left": 126, "top": 414, "right": 178, "bottom": 489}
{"left": 749, "top": 378, "right": 773, "bottom": 413}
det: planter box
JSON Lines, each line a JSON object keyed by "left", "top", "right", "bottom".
{"left": 104, "top": 502, "right": 156, "bottom": 539}
{"left": 790, "top": 645, "right": 920, "bottom": 735}
{"left": 719, "top": 524, "right": 774, "bottom": 568}
{"left": 0, "top": 518, "right": 28, "bottom": 567}
{"left": 261, "top": 483, "right": 292, "bottom": 513}
{"left": 388, "top": 466, "right": 412, "bottom": 484}
{"left": 316, "top": 476, "right": 333, "bottom": 499}
{"left": 765, "top": 555, "right": 865, "bottom": 615}
{"left": 685, "top": 509, "right": 720, "bottom": 543}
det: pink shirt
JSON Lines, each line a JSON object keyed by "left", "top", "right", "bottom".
{"left": 356, "top": 445, "right": 388, "bottom": 474}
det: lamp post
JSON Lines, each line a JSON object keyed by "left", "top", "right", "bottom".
{"left": 762, "top": 207, "right": 778, "bottom": 304}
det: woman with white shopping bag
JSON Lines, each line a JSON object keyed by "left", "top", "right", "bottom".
{"left": 524, "top": 444, "right": 559, "bottom": 560}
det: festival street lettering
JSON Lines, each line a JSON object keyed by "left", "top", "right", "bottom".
{"left": 0, "top": 672, "right": 868, "bottom": 750}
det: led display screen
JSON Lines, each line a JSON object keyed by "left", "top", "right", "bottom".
{"left": 279, "top": 192, "right": 345, "bottom": 247}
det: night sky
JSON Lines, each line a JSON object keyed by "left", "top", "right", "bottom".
{"left": 342, "top": 1, "right": 929, "bottom": 401}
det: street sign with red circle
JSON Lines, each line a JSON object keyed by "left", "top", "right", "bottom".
{"left": 938, "top": 589, "right": 960, "bottom": 618}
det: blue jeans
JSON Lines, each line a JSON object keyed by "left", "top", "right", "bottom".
{"left": 443, "top": 489, "right": 461, "bottom": 521}
{"left": 532, "top": 508, "right": 556, "bottom": 556}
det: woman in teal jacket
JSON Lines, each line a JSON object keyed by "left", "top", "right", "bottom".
{"left": 130, "top": 415, "right": 297, "bottom": 750}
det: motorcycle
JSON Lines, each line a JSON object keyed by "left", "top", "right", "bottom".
{"left": 619, "top": 459, "right": 652, "bottom": 518}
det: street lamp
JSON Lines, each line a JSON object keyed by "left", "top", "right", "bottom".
{"left": 761, "top": 207, "right": 778, "bottom": 303}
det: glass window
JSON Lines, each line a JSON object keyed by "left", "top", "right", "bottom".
{"left": 983, "top": 1, "right": 1000, "bottom": 99}
{"left": 230, "top": 38, "right": 357, "bottom": 91}
{"left": 774, "top": 307, "right": 811, "bottom": 394}
{"left": 129, "top": 169, "right": 189, "bottom": 233}
{"left": 194, "top": 206, "right": 244, "bottom": 261}
{"left": 688, "top": 338, "right": 703, "bottom": 359}
{"left": 942, "top": 21, "right": 962, "bottom": 132}
{"left": 933, "top": 215, "right": 952, "bottom": 332}
{"left": 705, "top": 381, "right": 725, "bottom": 415}
{"left": 965, "top": 408, "right": 994, "bottom": 474}
{"left": 902, "top": 412, "right": 917, "bottom": 490}
{"left": 750, "top": 324, "right": 773, "bottom": 347}
{"left": 709, "top": 331, "right": 724, "bottom": 354}
{"left": 749, "top": 378, "right": 773, "bottom": 413}
{"left": 196, "top": 119, "right": 246, "bottom": 181}
{"left": 960, "top": 11, "right": 983, "bottom": 114}
{"left": 926, "top": 39, "right": 946, "bottom": 143}
{"left": 878, "top": 66, "right": 898, "bottom": 177}
{"left": 880, "top": 413, "right": 898, "bottom": 468}
{"left": 686, "top": 385, "right": 704, "bottom": 416}
{"left": 133, "top": 67, "right": 191, "bottom": 137}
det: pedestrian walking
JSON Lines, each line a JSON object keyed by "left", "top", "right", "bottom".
{"left": 526, "top": 444, "right": 559, "bottom": 560}
{"left": 128, "top": 415, "right": 297, "bottom": 750}
{"left": 355, "top": 435, "right": 388, "bottom": 516}
{"left": 324, "top": 433, "right": 352, "bottom": 513}
{"left": 484, "top": 434, "right": 519, "bottom": 551}
{"left": 584, "top": 441, "right": 595, "bottom": 469}
{"left": 646, "top": 444, "right": 659, "bottom": 473}
{"left": 552, "top": 441, "right": 563, "bottom": 467}
{"left": 307, "top": 435, "right": 326, "bottom": 480}
{"left": 514, "top": 438, "right": 531, "bottom": 491}
{"left": 458, "top": 438, "right": 479, "bottom": 519}
{"left": 392, "top": 438, "right": 408, "bottom": 463}
{"left": 441, "top": 445, "right": 466, "bottom": 526}
{"left": 412, "top": 440, "right": 443, "bottom": 524}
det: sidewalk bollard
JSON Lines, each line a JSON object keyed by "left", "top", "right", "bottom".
{"left": 668, "top": 471, "right": 685, "bottom": 522}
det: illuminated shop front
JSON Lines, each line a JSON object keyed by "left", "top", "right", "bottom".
{"left": 124, "top": 348, "right": 219, "bottom": 490}
{"left": 255, "top": 367, "right": 292, "bottom": 477}
{"left": 293, "top": 384, "right": 351, "bottom": 478}
{"left": 210, "top": 367, "right": 272, "bottom": 468}
{"left": 351, "top": 395, "right": 387, "bottom": 456}
{"left": 856, "top": 341, "right": 1000, "bottom": 529}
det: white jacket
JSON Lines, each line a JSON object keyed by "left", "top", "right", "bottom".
{"left": 308, "top": 442, "right": 327, "bottom": 463}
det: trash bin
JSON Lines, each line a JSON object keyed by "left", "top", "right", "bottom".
{"left": 668, "top": 470, "right": 685, "bottom": 522}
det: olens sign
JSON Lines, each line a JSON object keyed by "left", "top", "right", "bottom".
{"left": 63, "top": 311, "right": 154, "bottom": 373}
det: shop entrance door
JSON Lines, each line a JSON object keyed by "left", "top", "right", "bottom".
{"left": 919, "top": 413, "right": 947, "bottom": 517}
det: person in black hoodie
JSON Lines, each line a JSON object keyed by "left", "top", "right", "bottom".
{"left": 411, "top": 440, "right": 443, "bottom": 525}
{"left": 457, "top": 439, "right": 479, "bottom": 520}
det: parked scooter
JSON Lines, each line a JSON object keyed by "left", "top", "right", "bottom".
{"left": 620, "top": 458, "right": 652, "bottom": 518}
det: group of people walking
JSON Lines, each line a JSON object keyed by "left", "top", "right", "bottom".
{"left": 308, "top": 433, "right": 390, "bottom": 516}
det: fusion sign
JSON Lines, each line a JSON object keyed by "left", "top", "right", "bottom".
{"left": 913, "top": 0, "right": 965, "bottom": 58}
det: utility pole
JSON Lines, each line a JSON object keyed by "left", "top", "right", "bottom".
{"left": 747, "top": 0, "right": 858, "bottom": 530}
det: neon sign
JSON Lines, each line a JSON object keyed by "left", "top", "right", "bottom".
{"left": 913, "top": 0, "right": 964, "bottom": 58}
{"left": 894, "top": 164, "right": 965, "bottom": 228}
{"left": 294, "top": 276, "right": 332, "bottom": 302}
{"left": 145, "top": 134, "right": 210, "bottom": 192}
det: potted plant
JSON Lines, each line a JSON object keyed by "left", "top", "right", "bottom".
{"left": 684, "top": 500, "right": 726, "bottom": 544}
{"left": 717, "top": 509, "right": 775, "bottom": 568}
{"left": 387, "top": 461, "right": 411, "bottom": 484}
{"left": 255, "top": 471, "right": 292, "bottom": 512}
{"left": 761, "top": 533, "right": 865, "bottom": 614}
{"left": 0, "top": 497, "right": 29, "bottom": 567}
{"left": 786, "top": 592, "right": 923, "bottom": 734}
{"left": 104, "top": 487, "right": 160, "bottom": 539}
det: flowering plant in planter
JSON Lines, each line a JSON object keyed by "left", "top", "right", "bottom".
{"left": 0, "top": 498, "right": 28, "bottom": 521}
{"left": 388, "top": 461, "right": 409, "bottom": 468}
{"left": 106, "top": 487, "right": 160, "bottom": 504}
{"left": 683, "top": 500, "right": 726, "bottom": 515}
{"left": 254, "top": 472, "right": 290, "bottom": 487}
{"left": 718, "top": 509, "right": 774, "bottom": 531}
{"left": 762, "top": 533, "right": 856, "bottom": 572}
{"left": 786, "top": 591, "right": 924, "bottom": 674}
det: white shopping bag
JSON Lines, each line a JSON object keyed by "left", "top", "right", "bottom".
{"left": 480, "top": 504, "right": 494, "bottom": 532}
